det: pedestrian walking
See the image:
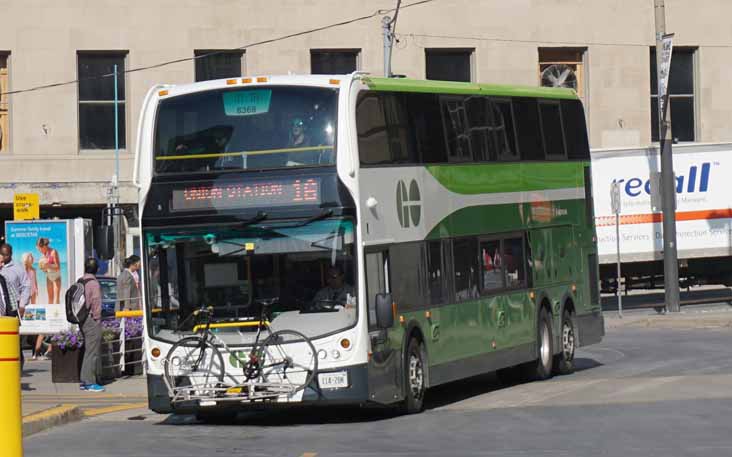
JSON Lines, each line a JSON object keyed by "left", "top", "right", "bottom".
{"left": 79, "top": 257, "right": 105, "bottom": 392}
{"left": 117, "top": 255, "right": 141, "bottom": 311}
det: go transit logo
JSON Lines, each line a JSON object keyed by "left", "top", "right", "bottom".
{"left": 613, "top": 163, "right": 712, "bottom": 197}
{"left": 396, "top": 179, "right": 421, "bottom": 228}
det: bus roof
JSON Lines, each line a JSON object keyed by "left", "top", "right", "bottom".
{"left": 361, "top": 76, "right": 579, "bottom": 100}
{"left": 152, "top": 74, "right": 577, "bottom": 100}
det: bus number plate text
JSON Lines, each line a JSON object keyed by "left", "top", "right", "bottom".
{"left": 318, "top": 371, "right": 348, "bottom": 389}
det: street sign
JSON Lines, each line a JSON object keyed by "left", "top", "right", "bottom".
{"left": 658, "top": 33, "right": 674, "bottom": 122}
{"left": 13, "top": 193, "right": 39, "bottom": 220}
{"left": 610, "top": 181, "right": 621, "bottom": 215}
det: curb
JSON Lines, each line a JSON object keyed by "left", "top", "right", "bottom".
{"left": 23, "top": 404, "right": 83, "bottom": 437}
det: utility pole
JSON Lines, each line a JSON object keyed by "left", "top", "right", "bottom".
{"left": 382, "top": 0, "right": 402, "bottom": 78}
{"left": 382, "top": 15, "right": 394, "bottom": 77}
{"left": 654, "top": 0, "right": 681, "bottom": 313}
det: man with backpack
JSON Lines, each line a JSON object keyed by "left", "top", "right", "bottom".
{"left": 77, "top": 258, "right": 104, "bottom": 392}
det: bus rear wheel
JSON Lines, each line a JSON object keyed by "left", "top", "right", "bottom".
{"left": 400, "top": 338, "right": 426, "bottom": 414}
{"left": 522, "top": 307, "right": 554, "bottom": 381}
{"left": 553, "top": 309, "right": 576, "bottom": 375}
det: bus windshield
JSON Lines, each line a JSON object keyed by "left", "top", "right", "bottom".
{"left": 144, "top": 218, "right": 356, "bottom": 343}
{"left": 154, "top": 86, "right": 337, "bottom": 174}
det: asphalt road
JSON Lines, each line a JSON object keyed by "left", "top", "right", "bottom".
{"left": 24, "top": 324, "right": 732, "bottom": 457}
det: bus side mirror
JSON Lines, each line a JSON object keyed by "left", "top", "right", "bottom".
{"left": 375, "top": 293, "right": 394, "bottom": 329}
{"left": 95, "top": 225, "right": 115, "bottom": 260}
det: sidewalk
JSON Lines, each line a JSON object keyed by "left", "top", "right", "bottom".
{"left": 21, "top": 351, "right": 148, "bottom": 436}
{"left": 604, "top": 303, "right": 732, "bottom": 330}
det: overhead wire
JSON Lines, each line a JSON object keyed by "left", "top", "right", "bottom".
{"left": 403, "top": 32, "right": 732, "bottom": 49}
{"left": 0, "top": 0, "right": 438, "bottom": 97}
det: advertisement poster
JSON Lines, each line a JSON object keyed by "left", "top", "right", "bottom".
{"left": 592, "top": 144, "right": 732, "bottom": 264}
{"left": 5, "top": 220, "right": 72, "bottom": 334}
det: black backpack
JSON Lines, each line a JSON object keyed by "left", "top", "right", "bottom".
{"left": 65, "top": 278, "right": 94, "bottom": 324}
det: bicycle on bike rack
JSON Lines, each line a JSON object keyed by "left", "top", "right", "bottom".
{"left": 162, "top": 299, "right": 318, "bottom": 405}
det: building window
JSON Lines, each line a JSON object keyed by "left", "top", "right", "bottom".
{"left": 0, "top": 54, "right": 8, "bottom": 151}
{"left": 650, "top": 47, "right": 696, "bottom": 142}
{"left": 538, "top": 48, "right": 586, "bottom": 102}
{"left": 78, "top": 52, "right": 127, "bottom": 150}
{"left": 426, "top": 49, "right": 473, "bottom": 82}
{"left": 194, "top": 50, "right": 245, "bottom": 82}
{"left": 311, "top": 49, "right": 359, "bottom": 74}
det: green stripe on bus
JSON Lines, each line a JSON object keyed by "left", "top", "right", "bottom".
{"left": 426, "top": 162, "right": 583, "bottom": 195}
{"left": 426, "top": 199, "right": 588, "bottom": 239}
{"left": 362, "top": 77, "right": 578, "bottom": 100}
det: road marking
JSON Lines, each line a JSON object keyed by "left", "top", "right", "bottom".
{"left": 22, "top": 404, "right": 78, "bottom": 423}
{"left": 84, "top": 402, "right": 148, "bottom": 417}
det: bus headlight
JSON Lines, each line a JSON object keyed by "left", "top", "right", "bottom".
{"left": 330, "top": 349, "right": 341, "bottom": 360}
{"left": 317, "top": 349, "right": 328, "bottom": 360}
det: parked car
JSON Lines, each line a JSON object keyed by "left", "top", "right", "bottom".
{"left": 97, "top": 276, "right": 117, "bottom": 319}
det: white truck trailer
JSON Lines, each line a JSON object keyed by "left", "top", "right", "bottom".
{"left": 591, "top": 143, "right": 732, "bottom": 290}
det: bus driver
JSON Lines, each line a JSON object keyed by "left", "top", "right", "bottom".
{"left": 313, "top": 266, "right": 354, "bottom": 309}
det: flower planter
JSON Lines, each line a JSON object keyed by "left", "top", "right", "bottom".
{"left": 51, "top": 346, "right": 83, "bottom": 383}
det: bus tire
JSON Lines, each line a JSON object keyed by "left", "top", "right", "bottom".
{"left": 400, "top": 338, "right": 426, "bottom": 414}
{"left": 523, "top": 307, "right": 554, "bottom": 381}
{"left": 552, "top": 309, "right": 576, "bottom": 375}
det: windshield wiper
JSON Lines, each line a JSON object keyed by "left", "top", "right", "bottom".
{"left": 240, "top": 211, "right": 268, "bottom": 228}
{"left": 262, "top": 209, "right": 333, "bottom": 229}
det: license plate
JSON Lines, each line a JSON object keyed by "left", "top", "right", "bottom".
{"left": 318, "top": 371, "right": 348, "bottom": 389}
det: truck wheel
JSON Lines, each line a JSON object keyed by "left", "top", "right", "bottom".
{"left": 552, "top": 309, "right": 576, "bottom": 375}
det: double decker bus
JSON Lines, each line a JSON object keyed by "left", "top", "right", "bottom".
{"left": 135, "top": 74, "right": 604, "bottom": 418}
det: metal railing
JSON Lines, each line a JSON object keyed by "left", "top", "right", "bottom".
{"left": 100, "top": 299, "right": 145, "bottom": 377}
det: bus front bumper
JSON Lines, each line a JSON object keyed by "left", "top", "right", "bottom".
{"left": 147, "top": 363, "right": 370, "bottom": 414}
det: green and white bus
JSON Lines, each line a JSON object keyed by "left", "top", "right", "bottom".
{"left": 135, "top": 73, "right": 604, "bottom": 418}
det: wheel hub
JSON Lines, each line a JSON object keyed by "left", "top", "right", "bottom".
{"left": 562, "top": 321, "right": 575, "bottom": 361}
{"left": 408, "top": 354, "right": 424, "bottom": 399}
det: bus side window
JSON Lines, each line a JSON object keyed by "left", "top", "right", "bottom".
{"left": 356, "top": 93, "right": 390, "bottom": 165}
{"left": 452, "top": 237, "right": 479, "bottom": 301}
{"left": 406, "top": 93, "right": 447, "bottom": 164}
{"left": 503, "top": 237, "right": 527, "bottom": 288}
{"left": 440, "top": 96, "right": 473, "bottom": 162}
{"left": 427, "top": 240, "right": 445, "bottom": 305}
{"left": 490, "top": 99, "right": 519, "bottom": 162}
{"left": 480, "top": 240, "right": 504, "bottom": 293}
{"left": 365, "top": 250, "right": 390, "bottom": 331}
{"left": 513, "top": 97, "right": 544, "bottom": 161}
{"left": 562, "top": 99, "right": 590, "bottom": 160}
{"left": 539, "top": 101, "right": 567, "bottom": 160}
{"left": 465, "top": 96, "right": 497, "bottom": 162}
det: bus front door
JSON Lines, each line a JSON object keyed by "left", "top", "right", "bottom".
{"left": 365, "top": 250, "right": 402, "bottom": 405}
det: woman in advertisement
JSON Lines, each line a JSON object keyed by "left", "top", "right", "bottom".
{"left": 37, "top": 237, "right": 61, "bottom": 304}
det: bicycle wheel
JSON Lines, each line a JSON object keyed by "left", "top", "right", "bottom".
{"left": 250, "top": 329, "right": 317, "bottom": 394}
{"left": 164, "top": 336, "right": 225, "bottom": 400}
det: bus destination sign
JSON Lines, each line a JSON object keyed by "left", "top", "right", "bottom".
{"left": 171, "top": 177, "right": 320, "bottom": 212}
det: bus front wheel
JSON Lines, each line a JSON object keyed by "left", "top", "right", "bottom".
{"left": 400, "top": 338, "right": 426, "bottom": 414}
